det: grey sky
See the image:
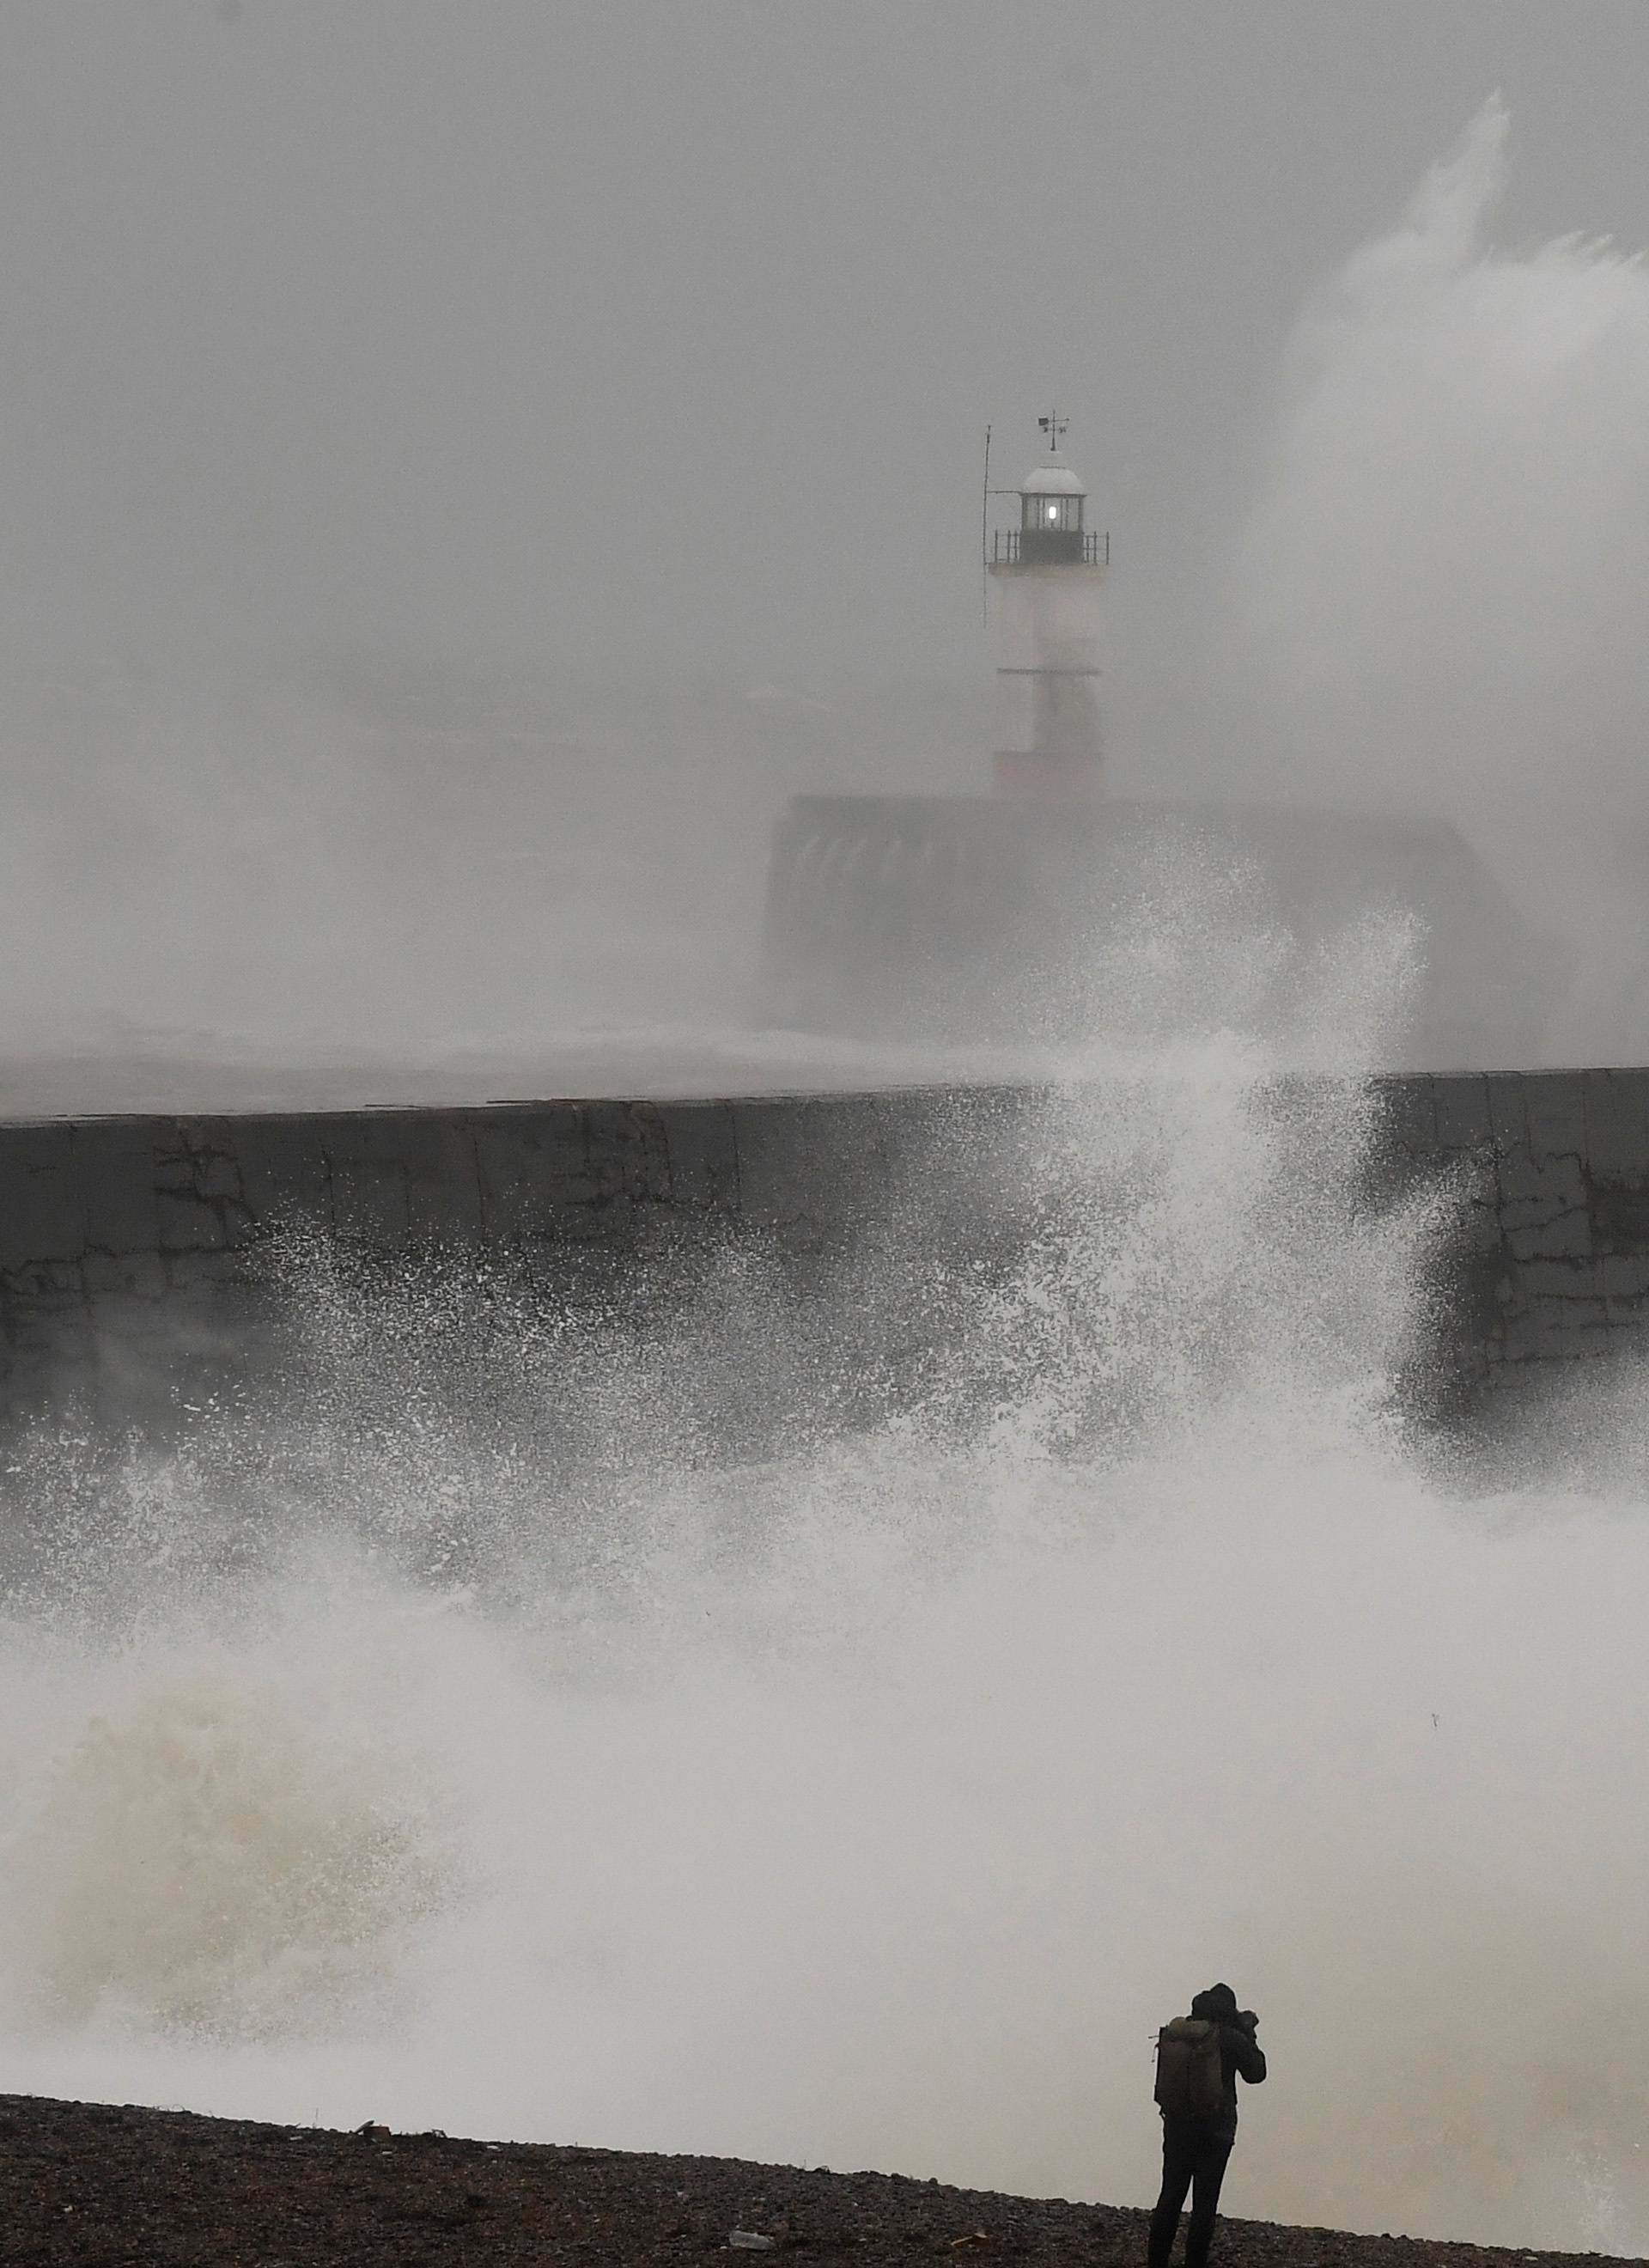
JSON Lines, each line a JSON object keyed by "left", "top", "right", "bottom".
{"left": 1, "top": 1, "right": 1645, "bottom": 689}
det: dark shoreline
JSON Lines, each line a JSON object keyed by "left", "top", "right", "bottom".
{"left": 0, "top": 2093, "right": 1637, "bottom": 2266}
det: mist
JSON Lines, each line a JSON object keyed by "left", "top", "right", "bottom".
{"left": 1232, "top": 96, "right": 1649, "bottom": 1063}
{"left": 6, "top": 10, "right": 1649, "bottom": 2255}
{"left": 2, "top": 9, "right": 1649, "bottom": 1082}
{"left": 3, "top": 917, "right": 1649, "bottom": 2250}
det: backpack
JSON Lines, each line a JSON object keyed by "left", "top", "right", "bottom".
{"left": 1154, "top": 2016, "right": 1225, "bottom": 2119}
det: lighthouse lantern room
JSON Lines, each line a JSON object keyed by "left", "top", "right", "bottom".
{"left": 987, "top": 415, "right": 1108, "bottom": 796}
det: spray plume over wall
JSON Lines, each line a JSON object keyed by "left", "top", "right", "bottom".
{"left": 1235, "top": 97, "right": 1649, "bottom": 1062}
{"left": 0, "top": 908, "right": 1646, "bottom": 2252}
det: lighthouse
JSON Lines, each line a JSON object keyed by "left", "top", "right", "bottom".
{"left": 753, "top": 412, "right": 1550, "bottom": 1062}
{"left": 986, "top": 414, "right": 1108, "bottom": 797}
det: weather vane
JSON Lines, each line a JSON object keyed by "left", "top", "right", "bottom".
{"left": 1037, "top": 410, "right": 1068, "bottom": 454}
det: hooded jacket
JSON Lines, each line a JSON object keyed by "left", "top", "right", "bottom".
{"left": 1173, "top": 1987, "right": 1267, "bottom": 2137}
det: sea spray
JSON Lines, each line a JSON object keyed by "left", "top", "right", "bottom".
{"left": 2, "top": 901, "right": 1645, "bottom": 2248}
{"left": 1236, "top": 95, "right": 1649, "bottom": 1060}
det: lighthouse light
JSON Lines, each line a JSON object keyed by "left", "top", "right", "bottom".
{"left": 1045, "top": 503, "right": 1059, "bottom": 521}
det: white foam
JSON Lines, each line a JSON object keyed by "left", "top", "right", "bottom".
{"left": 0, "top": 904, "right": 1641, "bottom": 2252}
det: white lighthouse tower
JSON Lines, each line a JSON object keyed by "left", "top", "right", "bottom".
{"left": 986, "top": 413, "right": 1107, "bottom": 796}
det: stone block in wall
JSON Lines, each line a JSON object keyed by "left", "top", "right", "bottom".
{"left": 399, "top": 1115, "right": 487, "bottom": 1242}
{"left": 1497, "top": 1149, "right": 1591, "bottom": 1262}
{"left": 232, "top": 1123, "right": 337, "bottom": 1236}
{"left": 1431, "top": 1076, "right": 1494, "bottom": 1154}
{"left": 472, "top": 1107, "right": 597, "bottom": 1237}
{"left": 1451, "top": 1181, "right": 1503, "bottom": 1256}
{"left": 1510, "top": 1254, "right": 1605, "bottom": 1304}
{"left": 82, "top": 1251, "right": 168, "bottom": 1299}
{"left": 3, "top": 1259, "right": 87, "bottom": 1299}
{"left": 1502, "top": 1211, "right": 1590, "bottom": 1264}
{"left": 729, "top": 1095, "right": 881, "bottom": 1235}
{"left": 1586, "top": 1175, "right": 1649, "bottom": 1256}
{"left": 7, "top": 1299, "right": 96, "bottom": 1373}
{"left": 1500, "top": 1293, "right": 1612, "bottom": 1363}
{"left": 1580, "top": 1070, "right": 1649, "bottom": 1180}
{"left": 0, "top": 1131, "right": 88, "bottom": 1263}
{"left": 584, "top": 1102, "right": 673, "bottom": 1209}
{"left": 1486, "top": 1073, "right": 1530, "bottom": 1155}
{"left": 727, "top": 1099, "right": 816, "bottom": 1232}
{"left": 79, "top": 1125, "right": 164, "bottom": 1256}
{"left": 84, "top": 1281, "right": 259, "bottom": 1368}
{"left": 154, "top": 1120, "right": 246, "bottom": 1202}
{"left": 162, "top": 1149, "right": 245, "bottom": 1204}
{"left": 155, "top": 1187, "right": 236, "bottom": 1253}
{"left": 325, "top": 1150, "right": 412, "bottom": 1244}
{"left": 1522, "top": 1074, "right": 1587, "bottom": 1164}
{"left": 660, "top": 1101, "right": 739, "bottom": 1210}
{"left": 84, "top": 1287, "right": 175, "bottom": 1346}
{"left": 1600, "top": 1253, "right": 1649, "bottom": 1322}
{"left": 163, "top": 1249, "right": 255, "bottom": 1292}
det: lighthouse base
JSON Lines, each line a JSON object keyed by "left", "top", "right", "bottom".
{"left": 990, "top": 748, "right": 1103, "bottom": 798}
{"left": 753, "top": 791, "right": 1556, "bottom": 1070}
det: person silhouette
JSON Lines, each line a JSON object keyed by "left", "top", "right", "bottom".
{"left": 1147, "top": 1984, "right": 1266, "bottom": 2268}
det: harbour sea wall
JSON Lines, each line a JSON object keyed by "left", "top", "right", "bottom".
{"left": 0, "top": 1069, "right": 1645, "bottom": 1414}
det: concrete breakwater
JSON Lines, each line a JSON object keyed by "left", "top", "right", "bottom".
{"left": 0, "top": 1069, "right": 1646, "bottom": 1415}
